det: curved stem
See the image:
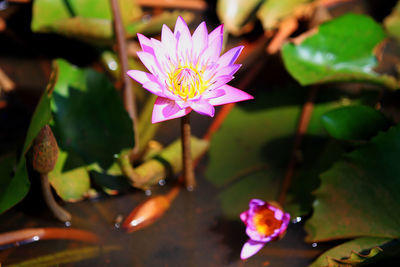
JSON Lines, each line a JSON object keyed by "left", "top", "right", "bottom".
{"left": 278, "top": 86, "right": 318, "bottom": 206}
{"left": 41, "top": 173, "right": 71, "bottom": 222}
{"left": 0, "top": 228, "right": 99, "bottom": 250}
{"left": 110, "top": 0, "right": 139, "bottom": 157}
{"left": 181, "top": 114, "right": 196, "bottom": 190}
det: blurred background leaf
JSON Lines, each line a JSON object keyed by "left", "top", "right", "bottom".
{"left": 282, "top": 13, "right": 399, "bottom": 89}
{"left": 321, "top": 105, "right": 390, "bottom": 141}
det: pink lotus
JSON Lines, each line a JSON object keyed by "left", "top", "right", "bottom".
{"left": 127, "top": 16, "right": 253, "bottom": 123}
{"left": 240, "top": 199, "right": 290, "bottom": 260}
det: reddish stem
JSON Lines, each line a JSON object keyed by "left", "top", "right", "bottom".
{"left": 110, "top": 0, "right": 139, "bottom": 156}
{"left": 278, "top": 86, "right": 318, "bottom": 205}
{"left": 181, "top": 114, "right": 196, "bottom": 190}
{"left": 0, "top": 228, "right": 99, "bottom": 249}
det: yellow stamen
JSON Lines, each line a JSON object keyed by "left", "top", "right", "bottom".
{"left": 167, "top": 65, "right": 207, "bottom": 101}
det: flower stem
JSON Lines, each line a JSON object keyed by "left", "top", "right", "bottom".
{"left": 278, "top": 86, "right": 318, "bottom": 206}
{"left": 41, "top": 173, "right": 71, "bottom": 222}
{"left": 181, "top": 114, "right": 196, "bottom": 190}
{"left": 110, "top": 0, "right": 139, "bottom": 156}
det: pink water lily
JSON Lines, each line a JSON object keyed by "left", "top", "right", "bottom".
{"left": 240, "top": 199, "right": 290, "bottom": 260}
{"left": 127, "top": 16, "right": 253, "bottom": 123}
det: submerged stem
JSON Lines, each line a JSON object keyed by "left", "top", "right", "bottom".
{"left": 181, "top": 115, "right": 196, "bottom": 190}
{"left": 41, "top": 174, "right": 71, "bottom": 222}
{"left": 110, "top": 0, "right": 139, "bottom": 156}
{"left": 278, "top": 86, "right": 318, "bottom": 206}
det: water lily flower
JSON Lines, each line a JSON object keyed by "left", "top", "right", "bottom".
{"left": 240, "top": 199, "right": 290, "bottom": 260}
{"left": 127, "top": 16, "right": 253, "bottom": 123}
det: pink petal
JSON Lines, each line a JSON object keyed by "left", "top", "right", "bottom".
{"left": 190, "top": 100, "right": 215, "bottom": 117}
{"left": 150, "top": 38, "right": 171, "bottom": 71}
{"left": 240, "top": 240, "right": 265, "bottom": 260}
{"left": 192, "top": 21, "right": 208, "bottom": 58}
{"left": 216, "top": 64, "right": 241, "bottom": 76}
{"left": 208, "top": 75, "right": 233, "bottom": 91}
{"left": 142, "top": 81, "right": 165, "bottom": 97}
{"left": 137, "top": 52, "right": 165, "bottom": 79}
{"left": 218, "top": 46, "right": 243, "bottom": 67}
{"left": 207, "top": 85, "right": 253, "bottom": 106}
{"left": 240, "top": 211, "right": 248, "bottom": 223}
{"left": 174, "top": 16, "right": 192, "bottom": 58}
{"left": 161, "top": 24, "right": 177, "bottom": 61}
{"left": 201, "top": 89, "right": 225, "bottom": 100}
{"left": 199, "top": 35, "right": 223, "bottom": 67}
{"left": 127, "top": 70, "right": 158, "bottom": 85}
{"left": 208, "top": 24, "right": 224, "bottom": 45}
{"left": 152, "top": 97, "right": 191, "bottom": 123}
{"left": 137, "top": 33, "right": 154, "bottom": 54}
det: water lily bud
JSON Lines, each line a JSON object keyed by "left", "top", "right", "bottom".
{"left": 32, "top": 125, "right": 59, "bottom": 174}
{"left": 122, "top": 195, "right": 170, "bottom": 233}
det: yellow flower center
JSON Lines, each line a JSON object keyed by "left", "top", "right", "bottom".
{"left": 253, "top": 207, "right": 283, "bottom": 237}
{"left": 168, "top": 66, "right": 207, "bottom": 101}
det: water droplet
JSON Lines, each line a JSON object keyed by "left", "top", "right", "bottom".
{"left": 113, "top": 154, "right": 119, "bottom": 159}
{"left": 291, "top": 217, "right": 302, "bottom": 224}
{"left": 65, "top": 221, "right": 71, "bottom": 227}
{"left": 145, "top": 189, "right": 152, "bottom": 196}
{"left": 32, "top": 235, "right": 40, "bottom": 241}
{"left": 186, "top": 185, "right": 194, "bottom": 192}
{"left": 158, "top": 179, "right": 166, "bottom": 186}
{"left": 108, "top": 62, "right": 117, "bottom": 71}
{"left": 312, "top": 242, "right": 318, "bottom": 248}
{"left": 114, "top": 215, "right": 123, "bottom": 229}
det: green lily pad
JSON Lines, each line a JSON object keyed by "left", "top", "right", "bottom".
{"left": 51, "top": 58, "right": 134, "bottom": 170}
{"left": 257, "top": 0, "right": 312, "bottom": 30}
{"left": 309, "top": 237, "right": 393, "bottom": 267}
{"left": 206, "top": 86, "right": 365, "bottom": 219}
{"left": 305, "top": 123, "right": 400, "bottom": 242}
{"left": 384, "top": 1, "right": 400, "bottom": 42}
{"left": 216, "top": 0, "right": 264, "bottom": 35}
{"left": 31, "top": 0, "right": 142, "bottom": 43}
{"left": 282, "top": 14, "right": 399, "bottom": 89}
{"left": 321, "top": 105, "right": 390, "bottom": 141}
{"left": 48, "top": 149, "right": 91, "bottom": 202}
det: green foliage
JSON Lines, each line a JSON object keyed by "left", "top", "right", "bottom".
{"left": 51, "top": 59, "right": 134, "bottom": 170}
{"left": 310, "top": 237, "right": 392, "bottom": 267}
{"left": 282, "top": 14, "right": 399, "bottom": 89}
{"left": 257, "top": 0, "right": 311, "bottom": 30}
{"left": 48, "top": 58, "right": 134, "bottom": 200}
{"left": 31, "top": 0, "right": 141, "bottom": 44}
{"left": 206, "top": 87, "right": 363, "bottom": 219}
{"left": 321, "top": 105, "right": 390, "bottom": 141}
{"left": 48, "top": 149, "right": 91, "bottom": 201}
{"left": 0, "top": 77, "right": 53, "bottom": 213}
{"left": 384, "top": 1, "right": 400, "bottom": 41}
{"left": 306, "top": 123, "right": 400, "bottom": 242}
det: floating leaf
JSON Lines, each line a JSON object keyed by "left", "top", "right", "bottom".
{"left": 321, "top": 105, "right": 390, "bottom": 141}
{"left": 257, "top": 0, "right": 312, "bottom": 30}
{"left": 282, "top": 14, "right": 399, "bottom": 89}
{"left": 206, "top": 87, "right": 363, "bottom": 219}
{"left": 31, "top": 0, "right": 142, "bottom": 43}
{"left": 310, "top": 237, "right": 392, "bottom": 267}
{"left": 216, "top": 0, "right": 264, "bottom": 35}
{"left": 384, "top": 1, "right": 400, "bottom": 42}
{"left": 48, "top": 149, "right": 91, "bottom": 202}
{"left": 51, "top": 58, "right": 134, "bottom": 170}
{"left": 306, "top": 123, "right": 400, "bottom": 242}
